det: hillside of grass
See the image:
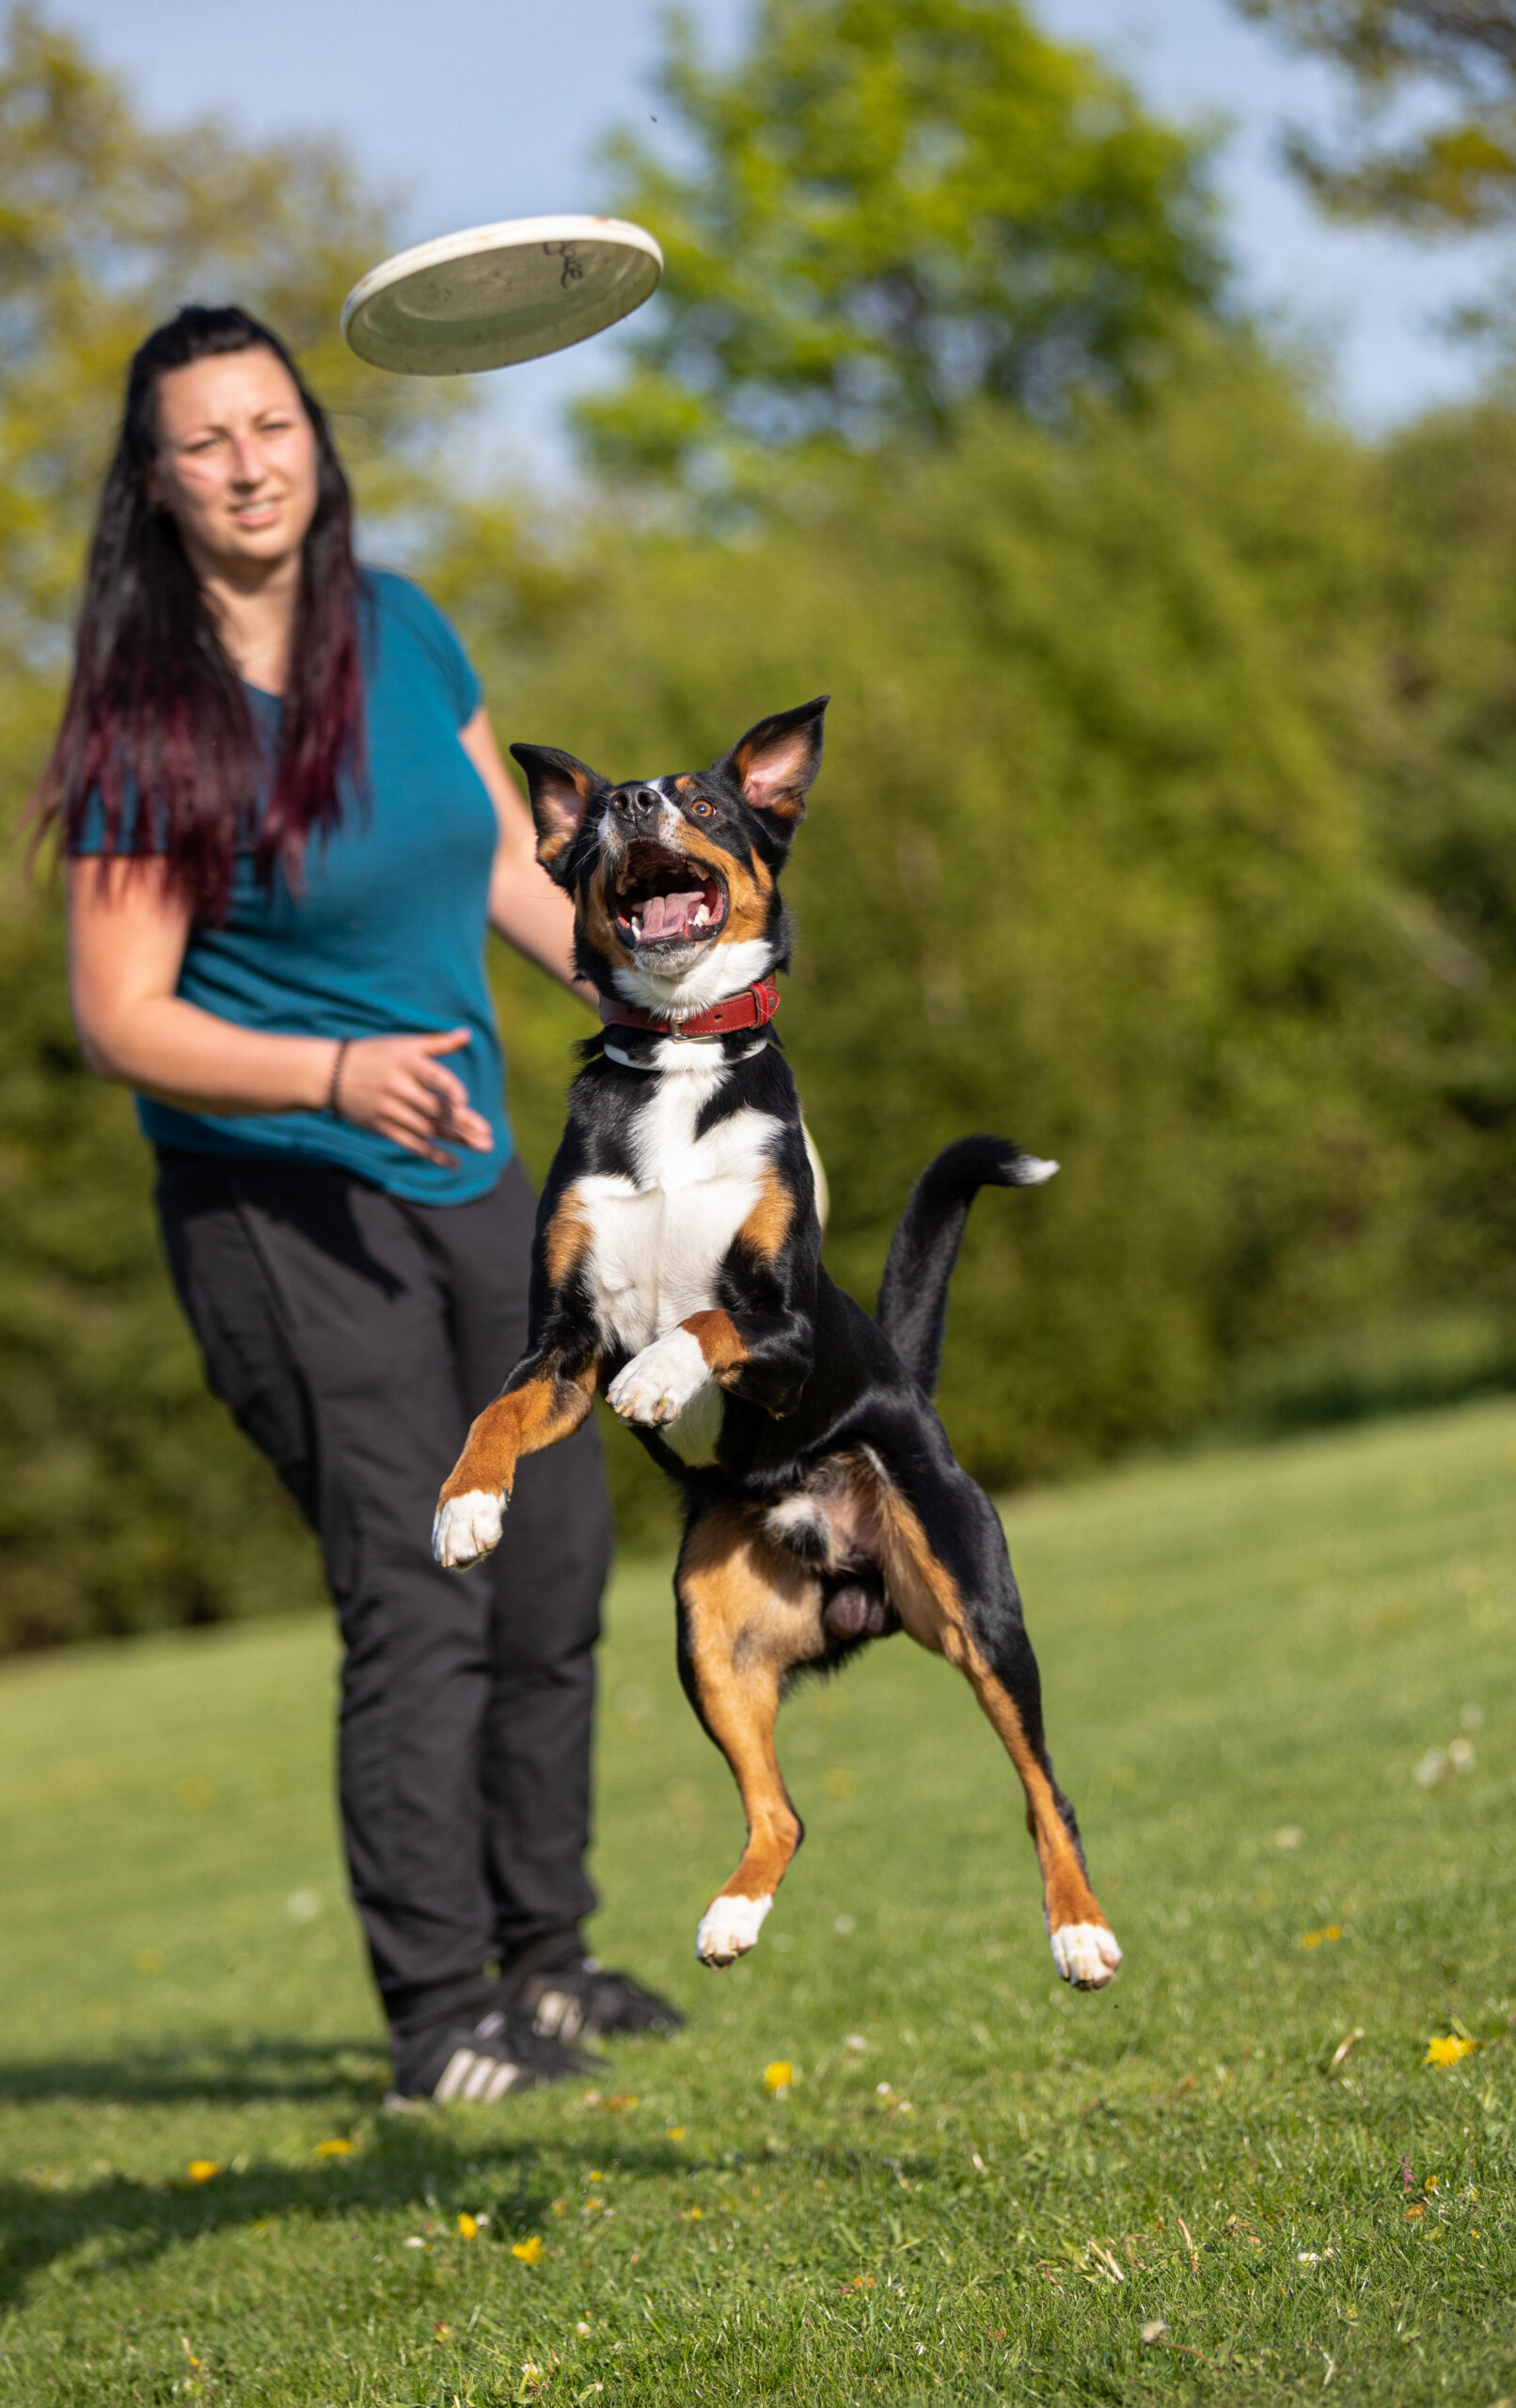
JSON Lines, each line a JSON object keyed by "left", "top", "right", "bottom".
{"left": 1, "top": 1398, "right": 1514, "bottom": 2404}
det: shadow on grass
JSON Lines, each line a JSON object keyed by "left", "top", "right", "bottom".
{"left": 0, "top": 2036, "right": 389, "bottom": 2109}
{"left": 0, "top": 2042, "right": 708, "bottom": 2311}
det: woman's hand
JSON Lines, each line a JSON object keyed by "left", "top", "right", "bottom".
{"left": 70, "top": 863, "right": 498, "bottom": 1165}
{"left": 333, "top": 1027, "right": 494, "bottom": 1165}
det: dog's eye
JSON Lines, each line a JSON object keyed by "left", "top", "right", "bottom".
{"left": 690, "top": 800, "right": 715, "bottom": 819}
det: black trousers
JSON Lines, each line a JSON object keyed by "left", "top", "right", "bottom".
{"left": 155, "top": 1149, "right": 614, "bottom": 2035}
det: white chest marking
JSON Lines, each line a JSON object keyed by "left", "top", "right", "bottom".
{"left": 578, "top": 1065, "right": 779, "bottom": 1369}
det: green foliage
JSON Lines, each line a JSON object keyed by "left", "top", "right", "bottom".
{"left": 1233, "top": 0, "right": 1516, "bottom": 230}
{"left": 0, "top": 10, "right": 1513, "bottom": 1644}
{"left": 0, "top": 7, "right": 460, "bottom": 736}
{"left": 2, "top": 1400, "right": 1515, "bottom": 2400}
{"left": 0, "top": 9, "right": 466, "bottom": 1650}
{"left": 456, "top": 341, "right": 1481, "bottom": 1498}
{"left": 576, "top": 0, "right": 1226, "bottom": 497}
{"left": 0, "top": 882, "right": 326, "bottom": 1646}
{"left": 1359, "top": 396, "right": 1516, "bottom": 1295}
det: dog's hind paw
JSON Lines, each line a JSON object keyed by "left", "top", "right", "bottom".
{"left": 1050, "top": 1921, "right": 1122, "bottom": 1990}
{"left": 433, "top": 1491, "right": 505, "bottom": 1570}
{"left": 696, "top": 1893, "right": 772, "bottom": 1967}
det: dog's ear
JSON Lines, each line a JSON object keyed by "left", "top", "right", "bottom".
{"left": 721, "top": 696, "right": 829, "bottom": 825}
{"left": 510, "top": 744, "right": 605, "bottom": 886}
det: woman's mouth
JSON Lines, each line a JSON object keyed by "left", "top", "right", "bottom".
{"left": 612, "top": 843, "right": 728, "bottom": 949}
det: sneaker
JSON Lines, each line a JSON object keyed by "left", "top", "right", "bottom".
{"left": 387, "top": 2002, "right": 599, "bottom": 2105}
{"left": 507, "top": 1957, "right": 686, "bottom": 2044}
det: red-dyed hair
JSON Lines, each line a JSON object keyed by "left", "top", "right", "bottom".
{"left": 36, "top": 305, "right": 365, "bottom": 922}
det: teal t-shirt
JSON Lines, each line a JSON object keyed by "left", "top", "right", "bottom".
{"left": 77, "top": 569, "right": 512, "bottom": 1206}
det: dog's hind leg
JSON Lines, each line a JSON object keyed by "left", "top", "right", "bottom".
{"left": 674, "top": 1501, "right": 825, "bottom": 1967}
{"left": 959, "top": 1608, "right": 1122, "bottom": 1992}
{"left": 868, "top": 1459, "right": 1122, "bottom": 1992}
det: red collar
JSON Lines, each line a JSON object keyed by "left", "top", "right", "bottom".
{"left": 598, "top": 974, "right": 781, "bottom": 1040}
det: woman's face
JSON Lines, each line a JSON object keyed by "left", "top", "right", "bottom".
{"left": 148, "top": 347, "right": 320, "bottom": 579}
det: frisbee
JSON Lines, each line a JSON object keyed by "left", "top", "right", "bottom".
{"left": 340, "top": 214, "right": 664, "bottom": 376}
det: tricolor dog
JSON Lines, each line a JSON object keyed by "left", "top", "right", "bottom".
{"left": 434, "top": 699, "right": 1121, "bottom": 1992}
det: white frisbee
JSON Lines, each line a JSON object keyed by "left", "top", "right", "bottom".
{"left": 341, "top": 214, "right": 664, "bottom": 376}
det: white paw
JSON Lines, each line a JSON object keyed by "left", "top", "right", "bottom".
{"left": 608, "top": 1327, "right": 713, "bottom": 1427}
{"left": 1050, "top": 1921, "right": 1123, "bottom": 1990}
{"left": 433, "top": 1490, "right": 504, "bottom": 1569}
{"left": 696, "top": 1893, "right": 772, "bottom": 1967}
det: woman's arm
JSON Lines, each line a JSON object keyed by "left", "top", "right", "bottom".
{"left": 461, "top": 707, "right": 596, "bottom": 1006}
{"left": 69, "top": 856, "right": 493, "bottom": 1164}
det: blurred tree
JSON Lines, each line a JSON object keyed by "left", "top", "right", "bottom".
{"left": 453, "top": 341, "right": 1492, "bottom": 1498}
{"left": 4, "top": 8, "right": 1514, "bottom": 1651}
{"left": 0, "top": 5, "right": 457, "bottom": 746}
{"left": 1232, "top": 1, "right": 1516, "bottom": 229}
{"left": 0, "top": 8, "right": 470, "bottom": 1647}
{"left": 1358, "top": 395, "right": 1516, "bottom": 1298}
{"left": 576, "top": 0, "right": 1227, "bottom": 496}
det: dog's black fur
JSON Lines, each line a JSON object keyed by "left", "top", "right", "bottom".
{"left": 434, "top": 701, "right": 1120, "bottom": 1988}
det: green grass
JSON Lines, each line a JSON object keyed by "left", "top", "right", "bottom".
{"left": 2, "top": 1400, "right": 1516, "bottom": 2405}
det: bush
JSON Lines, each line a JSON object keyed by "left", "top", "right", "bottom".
{"left": 459, "top": 346, "right": 1462, "bottom": 1506}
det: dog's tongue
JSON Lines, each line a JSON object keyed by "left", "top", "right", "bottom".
{"left": 642, "top": 887, "right": 704, "bottom": 940}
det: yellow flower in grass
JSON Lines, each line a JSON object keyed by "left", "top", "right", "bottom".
{"left": 512, "top": 2233, "right": 544, "bottom": 2264}
{"left": 457, "top": 2212, "right": 480, "bottom": 2240}
{"left": 764, "top": 2060, "right": 794, "bottom": 2093}
{"left": 1425, "top": 2035, "right": 1477, "bottom": 2067}
{"left": 186, "top": 2161, "right": 219, "bottom": 2183}
{"left": 313, "top": 2138, "right": 353, "bottom": 2158}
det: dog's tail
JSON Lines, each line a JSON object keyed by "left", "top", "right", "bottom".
{"left": 876, "top": 1135, "right": 1057, "bottom": 1397}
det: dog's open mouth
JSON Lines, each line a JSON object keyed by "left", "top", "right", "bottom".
{"left": 612, "top": 842, "right": 727, "bottom": 949}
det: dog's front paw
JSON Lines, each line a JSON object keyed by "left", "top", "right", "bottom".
{"left": 433, "top": 1490, "right": 505, "bottom": 1570}
{"left": 696, "top": 1892, "right": 772, "bottom": 1967}
{"left": 608, "top": 1328, "right": 713, "bottom": 1428}
{"left": 1050, "top": 1921, "right": 1122, "bottom": 1990}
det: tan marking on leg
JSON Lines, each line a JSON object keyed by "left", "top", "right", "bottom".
{"left": 835, "top": 1453, "right": 1111, "bottom": 1943}
{"left": 957, "top": 1653, "right": 1108, "bottom": 1936}
{"left": 735, "top": 1164, "right": 794, "bottom": 1261}
{"left": 437, "top": 1360, "right": 597, "bottom": 1507}
{"left": 683, "top": 1307, "right": 748, "bottom": 1379}
{"left": 543, "top": 1189, "right": 591, "bottom": 1290}
{"left": 679, "top": 1504, "right": 823, "bottom": 1914}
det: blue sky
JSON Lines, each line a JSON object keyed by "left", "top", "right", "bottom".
{"left": 56, "top": 0, "right": 1506, "bottom": 478}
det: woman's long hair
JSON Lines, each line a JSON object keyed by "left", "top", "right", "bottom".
{"left": 35, "top": 305, "right": 365, "bottom": 923}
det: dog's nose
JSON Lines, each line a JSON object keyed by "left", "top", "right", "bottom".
{"left": 613, "top": 784, "right": 662, "bottom": 827}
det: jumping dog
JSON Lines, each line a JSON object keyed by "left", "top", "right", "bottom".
{"left": 434, "top": 699, "right": 1121, "bottom": 1992}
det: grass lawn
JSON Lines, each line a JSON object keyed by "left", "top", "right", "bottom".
{"left": 1, "top": 1398, "right": 1514, "bottom": 2405}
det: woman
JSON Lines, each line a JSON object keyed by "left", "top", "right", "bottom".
{"left": 40, "top": 304, "right": 679, "bottom": 2101}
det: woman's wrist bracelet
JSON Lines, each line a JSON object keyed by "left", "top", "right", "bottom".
{"left": 326, "top": 1038, "right": 352, "bottom": 1119}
